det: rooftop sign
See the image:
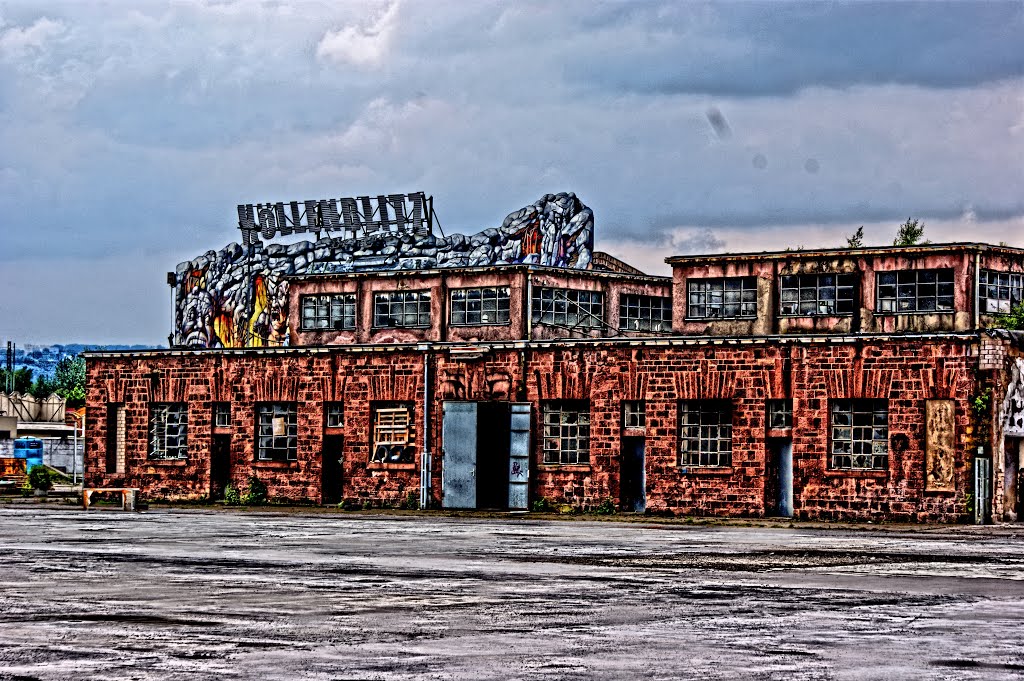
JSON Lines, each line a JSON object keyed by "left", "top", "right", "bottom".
{"left": 238, "top": 192, "right": 432, "bottom": 244}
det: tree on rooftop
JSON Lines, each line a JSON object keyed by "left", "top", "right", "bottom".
{"left": 846, "top": 226, "right": 865, "bottom": 248}
{"left": 893, "top": 218, "right": 928, "bottom": 246}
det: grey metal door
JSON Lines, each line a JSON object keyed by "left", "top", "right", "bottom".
{"left": 442, "top": 401, "right": 478, "bottom": 509}
{"left": 975, "top": 457, "right": 991, "bottom": 525}
{"left": 508, "top": 403, "right": 531, "bottom": 510}
{"left": 776, "top": 440, "right": 793, "bottom": 518}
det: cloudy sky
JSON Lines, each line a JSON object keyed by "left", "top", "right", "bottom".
{"left": 0, "top": 1, "right": 1021, "bottom": 345}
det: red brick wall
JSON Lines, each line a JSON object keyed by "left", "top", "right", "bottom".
{"left": 86, "top": 335, "right": 978, "bottom": 521}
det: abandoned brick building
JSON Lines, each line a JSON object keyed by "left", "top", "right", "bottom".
{"left": 83, "top": 193, "right": 1024, "bottom": 522}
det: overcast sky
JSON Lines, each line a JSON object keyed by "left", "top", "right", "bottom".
{"left": 0, "top": 0, "right": 1021, "bottom": 345}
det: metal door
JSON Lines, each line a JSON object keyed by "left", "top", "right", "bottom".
{"left": 775, "top": 440, "right": 793, "bottom": 517}
{"left": 442, "top": 401, "right": 478, "bottom": 509}
{"left": 508, "top": 403, "right": 531, "bottom": 510}
{"left": 975, "top": 457, "right": 991, "bottom": 525}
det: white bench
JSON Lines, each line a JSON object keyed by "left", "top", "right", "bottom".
{"left": 82, "top": 488, "right": 141, "bottom": 511}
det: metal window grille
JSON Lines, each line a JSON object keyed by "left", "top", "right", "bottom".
{"left": 149, "top": 403, "right": 188, "bottom": 460}
{"left": 619, "top": 294, "right": 673, "bottom": 331}
{"left": 531, "top": 288, "right": 604, "bottom": 329}
{"left": 373, "top": 291, "right": 431, "bottom": 328}
{"left": 256, "top": 403, "right": 297, "bottom": 461}
{"left": 875, "top": 269, "right": 954, "bottom": 313}
{"left": 622, "top": 401, "right": 646, "bottom": 428}
{"left": 687, "top": 277, "right": 757, "bottom": 319}
{"left": 767, "top": 399, "right": 793, "bottom": 429}
{"left": 830, "top": 399, "right": 888, "bottom": 470}
{"left": 300, "top": 294, "right": 356, "bottom": 331}
{"left": 679, "top": 400, "right": 732, "bottom": 467}
{"left": 371, "top": 404, "right": 415, "bottom": 464}
{"left": 543, "top": 401, "right": 591, "bottom": 465}
{"left": 450, "top": 287, "right": 511, "bottom": 326}
{"left": 979, "top": 269, "right": 1024, "bottom": 314}
{"left": 326, "top": 403, "right": 344, "bottom": 428}
{"left": 213, "top": 402, "right": 231, "bottom": 428}
{"left": 780, "top": 274, "right": 856, "bottom": 316}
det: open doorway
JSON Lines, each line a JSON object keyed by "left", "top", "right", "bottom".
{"left": 322, "top": 434, "right": 344, "bottom": 505}
{"left": 620, "top": 436, "right": 645, "bottom": 513}
{"left": 210, "top": 434, "right": 231, "bottom": 500}
{"left": 765, "top": 438, "right": 793, "bottom": 517}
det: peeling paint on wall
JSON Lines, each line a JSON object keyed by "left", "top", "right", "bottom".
{"left": 1004, "top": 358, "right": 1024, "bottom": 437}
{"left": 925, "top": 399, "right": 956, "bottom": 492}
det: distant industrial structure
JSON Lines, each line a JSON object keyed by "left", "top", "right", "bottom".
{"left": 83, "top": 191, "right": 1024, "bottom": 523}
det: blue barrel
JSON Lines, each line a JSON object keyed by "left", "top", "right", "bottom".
{"left": 13, "top": 437, "right": 44, "bottom": 472}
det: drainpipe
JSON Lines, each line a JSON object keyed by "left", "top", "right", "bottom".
{"left": 420, "top": 345, "right": 432, "bottom": 509}
{"left": 526, "top": 270, "right": 534, "bottom": 341}
{"left": 973, "top": 250, "right": 981, "bottom": 330}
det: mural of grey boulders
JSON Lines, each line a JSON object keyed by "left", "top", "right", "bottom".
{"left": 174, "top": 192, "right": 594, "bottom": 348}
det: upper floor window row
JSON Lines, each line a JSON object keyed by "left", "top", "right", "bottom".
{"left": 687, "top": 277, "right": 756, "bottom": 320}
{"left": 373, "top": 290, "right": 431, "bottom": 329}
{"left": 450, "top": 287, "right": 511, "bottom": 326}
{"left": 876, "top": 269, "right": 953, "bottom": 314}
{"left": 532, "top": 287, "right": 604, "bottom": 330}
{"left": 300, "top": 293, "right": 356, "bottom": 331}
{"left": 979, "top": 269, "right": 1023, "bottom": 314}
{"left": 620, "top": 293, "right": 672, "bottom": 331}
{"left": 781, "top": 274, "right": 856, "bottom": 317}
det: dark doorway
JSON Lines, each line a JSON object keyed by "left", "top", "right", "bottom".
{"left": 620, "top": 436, "right": 645, "bottom": 513}
{"left": 210, "top": 434, "right": 231, "bottom": 500}
{"left": 476, "top": 402, "right": 511, "bottom": 509}
{"left": 322, "top": 434, "right": 344, "bottom": 505}
{"left": 766, "top": 438, "right": 793, "bottom": 517}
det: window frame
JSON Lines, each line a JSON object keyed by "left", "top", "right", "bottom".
{"left": 372, "top": 290, "right": 431, "bottom": 329}
{"left": 149, "top": 402, "right": 189, "bottom": 461}
{"left": 531, "top": 287, "right": 605, "bottom": 330}
{"left": 213, "top": 402, "right": 231, "bottom": 429}
{"left": 686, "top": 277, "right": 758, "bottom": 320}
{"left": 767, "top": 399, "right": 793, "bottom": 430}
{"left": 449, "top": 286, "right": 511, "bottom": 326}
{"left": 779, "top": 273, "right": 856, "bottom": 317}
{"left": 255, "top": 402, "right": 298, "bottom": 462}
{"left": 979, "top": 269, "right": 1024, "bottom": 315}
{"left": 619, "top": 293, "right": 673, "bottom": 331}
{"left": 622, "top": 400, "right": 646, "bottom": 429}
{"left": 829, "top": 399, "right": 888, "bottom": 471}
{"left": 875, "top": 269, "right": 955, "bottom": 314}
{"left": 542, "top": 401, "right": 591, "bottom": 465}
{"left": 299, "top": 293, "right": 357, "bottom": 331}
{"left": 678, "top": 400, "right": 733, "bottom": 467}
{"left": 370, "top": 402, "right": 416, "bottom": 464}
{"left": 325, "top": 402, "right": 344, "bottom": 429}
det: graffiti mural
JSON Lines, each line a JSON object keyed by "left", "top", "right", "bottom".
{"left": 173, "top": 192, "right": 594, "bottom": 348}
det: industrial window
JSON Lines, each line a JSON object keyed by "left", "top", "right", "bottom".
{"left": 213, "top": 402, "right": 231, "bottom": 429}
{"left": 325, "top": 402, "right": 344, "bottom": 429}
{"left": 875, "top": 269, "right": 954, "bottom": 313}
{"left": 542, "top": 401, "right": 591, "bottom": 465}
{"left": 622, "top": 401, "right": 645, "bottom": 429}
{"left": 149, "top": 403, "right": 188, "bottom": 460}
{"left": 780, "top": 274, "right": 856, "bottom": 316}
{"left": 300, "top": 293, "right": 356, "bottom": 331}
{"left": 256, "top": 403, "right": 297, "bottom": 461}
{"left": 687, "top": 277, "right": 757, "bottom": 319}
{"left": 679, "top": 400, "right": 732, "bottom": 467}
{"left": 830, "top": 399, "right": 888, "bottom": 470}
{"left": 979, "top": 269, "right": 1023, "bottom": 314}
{"left": 373, "top": 290, "right": 431, "bottom": 328}
{"left": 450, "top": 287, "right": 511, "bottom": 326}
{"left": 531, "top": 288, "right": 604, "bottom": 329}
{"left": 371, "top": 403, "right": 415, "bottom": 464}
{"left": 767, "top": 399, "right": 793, "bottom": 429}
{"left": 619, "top": 294, "right": 673, "bottom": 331}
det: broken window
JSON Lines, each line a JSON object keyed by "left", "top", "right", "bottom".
{"left": 979, "top": 269, "right": 1023, "bottom": 314}
{"left": 213, "top": 402, "right": 231, "bottom": 429}
{"left": 326, "top": 402, "right": 344, "bottom": 429}
{"left": 531, "top": 288, "right": 604, "bottom": 329}
{"left": 542, "top": 401, "right": 591, "bottom": 465}
{"left": 149, "top": 403, "right": 188, "bottom": 460}
{"left": 371, "top": 403, "right": 415, "bottom": 464}
{"left": 300, "top": 293, "right": 356, "bottom": 331}
{"left": 450, "top": 287, "right": 511, "bottom": 326}
{"left": 780, "top": 273, "right": 856, "bottom": 316}
{"left": 620, "top": 294, "right": 673, "bottom": 331}
{"left": 622, "top": 400, "right": 646, "bottom": 429}
{"left": 679, "top": 400, "right": 732, "bottom": 467}
{"left": 767, "top": 399, "right": 793, "bottom": 429}
{"left": 687, "top": 277, "right": 757, "bottom": 319}
{"left": 373, "top": 291, "right": 431, "bottom": 328}
{"left": 830, "top": 399, "right": 888, "bottom": 470}
{"left": 256, "top": 403, "right": 297, "bottom": 461}
{"left": 876, "top": 269, "right": 954, "bottom": 313}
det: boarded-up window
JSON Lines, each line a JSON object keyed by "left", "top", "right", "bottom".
{"left": 371, "top": 403, "right": 415, "bottom": 464}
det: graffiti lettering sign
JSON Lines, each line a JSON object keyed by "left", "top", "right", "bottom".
{"left": 238, "top": 192, "right": 432, "bottom": 244}
{"left": 925, "top": 399, "right": 956, "bottom": 492}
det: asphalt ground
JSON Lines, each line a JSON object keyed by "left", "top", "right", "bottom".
{"left": 1, "top": 507, "right": 1023, "bottom": 680}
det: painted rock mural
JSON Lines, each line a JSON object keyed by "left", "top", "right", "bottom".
{"left": 174, "top": 192, "right": 595, "bottom": 348}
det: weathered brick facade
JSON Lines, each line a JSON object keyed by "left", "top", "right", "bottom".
{"left": 85, "top": 333, "right": 980, "bottom": 522}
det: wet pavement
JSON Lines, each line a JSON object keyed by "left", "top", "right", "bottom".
{"left": 1, "top": 507, "right": 1023, "bottom": 680}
